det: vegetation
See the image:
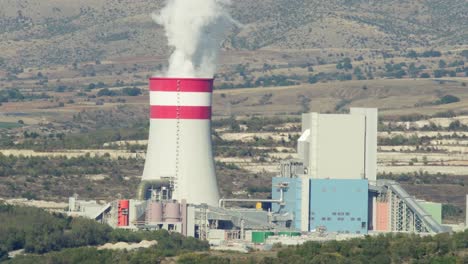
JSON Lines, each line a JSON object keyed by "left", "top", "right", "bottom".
{"left": 434, "top": 95, "right": 460, "bottom": 105}
{"left": 0, "top": 154, "right": 139, "bottom": 178}
{"left": 406, "top": 50, "right": 442, "bottom": 58}
{"left": 3, "top": 204, "right": 467, "bottom": 263}
{"left": 2, "top": 125, "right": 148, "bottom": 151}
{"left": 0, "top": 204, "right": 208, "bottom": 260}
{"left": 267, "top": 233, "right": 468, "bottom": 264}
{"left": 0, "top": 204, "right": 211, "bottom": 263}
{"left": 97, "top": 87, "right": 142, "bottom": 97}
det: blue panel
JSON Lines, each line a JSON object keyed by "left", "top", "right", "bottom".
{"left": 272, "top": 177, "right": 302, "bottom": 230}
{"left": 309, "top": 179, "right": 368, "bottom": 234}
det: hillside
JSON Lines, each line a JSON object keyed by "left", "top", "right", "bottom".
{"left": 0, "top": 0, "right": 466, "bottom": 67}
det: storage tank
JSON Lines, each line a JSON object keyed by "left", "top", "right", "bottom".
{"left": 146, "top": 201, "right": 163, "bottom": 224}
{"left": 164, "top": 202, "right": 181, "bottom": 222}
{"left": 118, "top": 200, "right": 129, "bottom": 227}
{"left": 140, "top": 78, "right": 220, "bottom": 206}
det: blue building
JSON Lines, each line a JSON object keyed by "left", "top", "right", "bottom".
{"left": 272, "top": 178, "right": 368, "bottom": 234}
{"left": 271, "top": 177, "right": 304, "bottom": 230}
{"left": 309, "top": 179, "right": 368, "bottom": 234}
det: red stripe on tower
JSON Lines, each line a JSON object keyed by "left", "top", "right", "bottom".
{"left": 150, "top": 78, "right": 213, "bottom": 92}
{"left": 151, "top": 106, "right": 212, "bottom": 120}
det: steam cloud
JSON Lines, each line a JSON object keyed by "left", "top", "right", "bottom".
{"left": 153, "top": 0, "right": 232, "bottom": 78}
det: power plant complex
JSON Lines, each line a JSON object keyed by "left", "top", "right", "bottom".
{"left": 68, "top": 77, "right": 454, "bottom": 248}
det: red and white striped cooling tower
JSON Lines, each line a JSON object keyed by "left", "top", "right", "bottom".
{"left": 141, "top": 78, "right": 220, "bottom": 206}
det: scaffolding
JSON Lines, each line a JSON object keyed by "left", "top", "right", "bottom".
{"left": 197, "top": 204, "right": 208, "bottom": 240}
{"left": 384, "top": 181, "right": 446, "bottom": 234}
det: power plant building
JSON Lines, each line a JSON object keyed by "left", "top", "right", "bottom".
{"left": 298, "top": 108, "right": 377, "bottom": 180}
{"left": 274, "top": 108, "right": 445, "bottom": 235}
{"left": 309, "top": 179, "right": 368, "bottom": 234}
{"left": 69, "top": 94, "right": 449, "bottom": 243}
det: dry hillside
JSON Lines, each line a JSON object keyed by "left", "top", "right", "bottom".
{"left": 0, "top": 0, "right": 466, "bottom": 67}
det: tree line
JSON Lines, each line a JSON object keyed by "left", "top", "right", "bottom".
{"left": 0, "top": 203, "right": 208, "bottom": 262}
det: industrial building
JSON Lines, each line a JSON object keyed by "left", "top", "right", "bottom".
{"left": 67, "top": 78, "right": 451, "bottom": 247}
{"left": 274, "top": 109, "right": 447, "bottom": 234}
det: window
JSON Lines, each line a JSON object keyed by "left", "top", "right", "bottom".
{"left": 351, "top": 217, "right": 355, "bottom": 221}
{"left": 345, "top": 212, "right": 350, "bottom": 216}
{"left": 322, "top": 217, "right": 326, "bottom": 221}
{"left": 361, "top": 222, "right": 367, "bottom": 229}
{"left": 357, "top": 217, "right": 361, "bottom": 221}
{"left": 327, "top": 217, "right": 331, "bottom": 221}
{"left": 332, "top": 212, "right": 337, "bottom": 216}
{"left": 356, "top": 231, "right": 361, "bottom": 234}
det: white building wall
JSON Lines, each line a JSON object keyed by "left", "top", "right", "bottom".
{"left": 308, "top": 113, "right": 319, "bottom": 177}
{"left": 297, "top": 129, "right": 310, "bottom": 167}
{"left": 308, "top": 114, "right": 366, "bottom": 179}
{"left": 300, "top": 176, "right": 310, "bottom": 232}
{"left": 301, "top": 113, "right": 311, "bottom": 133}
{"left": 350, "top": 108, "right": 378, "bottom": 181}
{"left": 187, "top": 206, "right": 196, "bottom": 237}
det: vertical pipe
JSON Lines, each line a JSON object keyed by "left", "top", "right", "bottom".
{"left": 181, "top": 199, "right": 187, "bottom": 236}
{"left": 466, "top": 194, "right": 468, "bottom": 228}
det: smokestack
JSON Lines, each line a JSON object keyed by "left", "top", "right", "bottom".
{"left": 139, "top": 77, "right": 219, "bottom": 206}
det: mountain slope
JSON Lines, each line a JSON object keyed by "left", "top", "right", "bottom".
{"left": 0, "top": 0, "right": 466, "bottom": 67}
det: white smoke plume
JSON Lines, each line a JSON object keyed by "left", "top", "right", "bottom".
{"left": 153, "top": 0, "right": 232, "bottom": 78}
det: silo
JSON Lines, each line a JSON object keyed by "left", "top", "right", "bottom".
{"left": 140, "top": 78, "right": 220, "bottom": 206}
{"left": 146, "top": 201, "right": 163, "bottom": 224}
{"left": 164, "top": 202, "right": 181, "bottom": 222}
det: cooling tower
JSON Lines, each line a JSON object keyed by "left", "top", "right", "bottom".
{"left": 139, "top": 78, "right": 220, "bottom": 206}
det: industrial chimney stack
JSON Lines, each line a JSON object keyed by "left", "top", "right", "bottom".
{"left": 138, "top": 78, "right": 220, "bottom": 206}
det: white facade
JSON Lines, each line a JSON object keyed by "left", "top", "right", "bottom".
{"left": 300, "top": 176, "right": 310, "bottom": 231}
{"left": 298, "top": 108, "right": 378, "bottom": 180}
{"left": 350, "top": 108, "right": 378, "bottom": 181}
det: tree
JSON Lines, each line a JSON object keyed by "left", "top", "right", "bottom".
{"left": 121, "top": 87, "right": 142, "bottom": 96}
{"left": 97, "top": 88, "right": 117, "bottom": 97}
{"left": 434, "top": 70, "right": 446, "bottom": 78}
{"left": 448, "top": 120, "right": 461, "bottom": 130}
{"left": 420, "top": 73, "right": 431, "bottom": 78}
{"left": 438, "top": 60, "right": 447, "bottom": 68}
{"left": 461, "top": 50, "right": 468, "bottom": 59}
{"left": 336, "top": 58, "right": 352, "bottom": 70}
{"left": 87, "top": 83, "right": 96, "bottom": 90}
{"left": 308, "top": 75, "right": 318, "bottom": 84}
{"left": 408, "top": 63, "right": 419, "bottom": 78}
{"left": 436, "top": 95, "right": 460, "bottom": 105}
{"left": 407, "top": 50, "right": 418, "bottom": 58}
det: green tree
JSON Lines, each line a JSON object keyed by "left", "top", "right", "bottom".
{"left": 461, "top": 50, "right": 468, "bottom": 59}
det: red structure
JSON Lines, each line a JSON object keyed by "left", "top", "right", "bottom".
{"left": 376, "top": 201, "right": 389, "bottom": 231}
{"left": 118, "top": 200, "right": 130, "bottom": 227}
